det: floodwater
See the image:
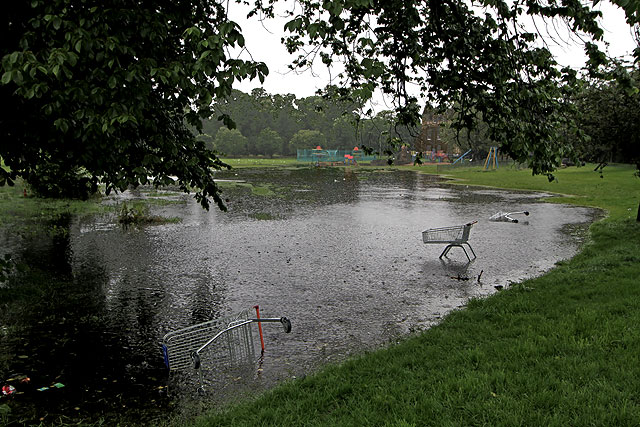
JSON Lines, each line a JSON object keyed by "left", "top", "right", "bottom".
{"left": 0, "top": 168, "right": 599, "bottom": 425}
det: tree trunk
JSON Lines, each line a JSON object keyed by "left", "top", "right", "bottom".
{"left": 637, "top": 200, "right": 640, "bottom": 222}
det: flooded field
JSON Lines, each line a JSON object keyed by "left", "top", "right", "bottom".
{"left": 0, "top": 168, "right": 598, "bottom": 425}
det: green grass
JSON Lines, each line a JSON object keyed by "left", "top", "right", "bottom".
{"left": 222, "top": 157, "right": 301, "bottom": 168}
{"left": 435, "top": 163, "right": 639, "bottom": 221}
{"left": 0, "top": 179, "right": 110, "bottom": 226}
{"left": 194, "top": 163, "right": 640, "bottom": 426}
{"left": 117, "top": 202, "right": 181, "bottom": 226}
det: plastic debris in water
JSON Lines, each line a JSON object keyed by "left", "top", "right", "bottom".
{"left": 489, "top": 211, "right": 529, "bottom": 223}
{"left": 2, "top": 385, "right": 16, "bottom": 395}
{"left": 36, "top": 383, "right": 65, "bottom": 391}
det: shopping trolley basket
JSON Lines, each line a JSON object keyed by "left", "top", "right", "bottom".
{"left": 161, "top": 306, "right": 291, "bottom": 391}
{"left": 422, "top": 221, "right": 477, "bottom": 261}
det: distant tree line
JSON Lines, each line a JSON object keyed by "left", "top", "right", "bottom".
{"left": 200, "top": 88, "right": 417, "bottom": 157}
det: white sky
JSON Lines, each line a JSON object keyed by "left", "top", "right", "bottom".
{"left": 229, "top": 2, "right": 637, "bottom": 100}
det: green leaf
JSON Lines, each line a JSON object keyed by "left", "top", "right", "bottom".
{"left": 284, "top": 18, "right": 303, "bottom": 32}
{"left": 308, "top": 23, "right": 319, "bottom": 38}
{"left": 67, "top": 52, "right": 78, "bottom": 67}
{"left": 220, "top": 22, "right": 233, "bottom": 36}
{"left": 12, "top": 70, "right": 23, "bottom": 85}
{"left": 201, "top": 91, "right": 212, "bottom": 106}
{"left": 1, "top": 72, "right": 11, "bottom": 85}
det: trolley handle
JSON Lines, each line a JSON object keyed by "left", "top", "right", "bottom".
{"left": 465, "top": 220, "right": 478, "bottom": 226}
{"left": 249, "top": 317, "right": 292, "bottom": 333}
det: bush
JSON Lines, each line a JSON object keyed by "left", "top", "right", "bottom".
{"left": 26, "top": 163, "right": 98, "bottom": 200}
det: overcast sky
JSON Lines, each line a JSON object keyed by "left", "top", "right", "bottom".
{"left": 229, "top": 2, "right": 637, "bottom": 101}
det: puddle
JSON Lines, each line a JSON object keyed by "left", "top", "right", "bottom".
{"left": 0, "top": 168, "right": 599, "bottom": 425}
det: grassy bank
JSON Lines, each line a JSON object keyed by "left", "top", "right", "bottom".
{"left": 194, "top": 163, "right": 640, "bottom": 426}
{"left": 0, "top": 178, "right": 108, "bottom": 226}
{"left": 427, "top": 163, "right": 639, "bottom": 221}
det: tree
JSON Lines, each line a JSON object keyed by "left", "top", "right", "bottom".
{"left": 253, "top": 128, "right": 283, "bottom": 157}
{"left": 439, "top": 110, "right": 493, "bottom": 160}
{"left": 571, "top": 66, "right": 640, "bottom": 166}
{"left": 215, "top": 128, "right": 248, "bottom": 157}
{"left": 331, "top": 114, "right": 359, "bottom": 149}
{"left": 1, "top": 0, "right": 267, "bottom": 209}
{"left": 289, "top": 129, "right": 327, "bottom": 154}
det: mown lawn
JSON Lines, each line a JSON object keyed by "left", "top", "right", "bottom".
{"left": 221, "top": 157, "right": 301, "bottom": 168}
{"left": 193, "top": 163, "right": 640, "bottom": 426}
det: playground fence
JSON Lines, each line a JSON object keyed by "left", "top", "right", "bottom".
{"left": 297, "top": 149, "right": 377, "bottom": 163}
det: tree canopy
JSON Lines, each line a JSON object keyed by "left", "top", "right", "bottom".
{"left": 570, "top": 64, "right": 640, "bottom": 169}
{"left": 1, "top": 0, "right": 638, "bottom": 209}
{"left": 1, "top": 0, "right": 267, "bottom": 209}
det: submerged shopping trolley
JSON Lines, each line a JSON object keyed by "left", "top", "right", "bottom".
{"left": 489, "top": 211, "right": 529, "bottom": 223}
{"left": 161, "top": 306, "right": 291, "bottom": 391}
{"left": 422, "top": 221, "right": 477, "bottom": 261}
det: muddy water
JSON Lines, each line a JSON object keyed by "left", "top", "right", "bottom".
{"left": 0, "top": 168, "right": 598, "bottom": 425}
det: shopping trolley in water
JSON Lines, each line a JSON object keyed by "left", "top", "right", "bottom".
{"left": 161, "top": 305, "right": 291, "bottom": 391}
{"left": 422, "top": 221, "right": 477, "bottom": 261}
{"left": 489, "top": 211, "right": 529, "bottom": 223}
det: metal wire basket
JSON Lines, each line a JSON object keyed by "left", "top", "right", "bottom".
{"left": 161, "top": 306, "right": 291, "bottom": 391}
{"left": 422, "top": 221, "right": 477, "bottom": 260}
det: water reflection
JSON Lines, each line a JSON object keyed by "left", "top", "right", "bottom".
{"left": 0, "top": 168, "right": 598, "bottom": 425}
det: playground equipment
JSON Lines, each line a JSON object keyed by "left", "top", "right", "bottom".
{"left": 489, "top": 211, "right": 530, "bottom": 223}
{"left": 452, "top": 149, "right": 472, "bottom": 165}
{"left": 484, "top": 147, "right": 499, "bottom": 170}
{"left": 311, "top": 146, "right": 329, "bottom": 165}
{"left": 351, "top": 146, "right": 362, "bottom": 161}
{"left": 344, "top": 154, "right": 356, "bottom": 165}
{"left": 161, "top": 306, "right": 291, "bottom": 391}
{"left": 422, "top": 221, "right": 477, "bottom": 261}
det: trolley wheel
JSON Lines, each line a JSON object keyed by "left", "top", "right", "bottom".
{"left": 280, "top": 317, "right": 292, "bottom": 333}
{"left": 191, "top": 352, "right": 201, "bottom": 370}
